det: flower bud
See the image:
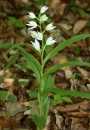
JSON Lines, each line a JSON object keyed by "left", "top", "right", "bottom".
{"left": 28, "top": 12, "right": 36, "bottom": 18}
{"left": 40, "top": 6, "right": 48, "bottom": 13}
{"left": 26, "top": 21, "right": 37, "bottom": 30}
{"left": 46, "top": 37, "right": 56, "bottom": 45}
{"left": 30, "top": 31, "right": 43, "bottom": 40}
{"left": 31, "top": 39, "right": 40, "bottom": 51}
{"left": 40, "top": 15, "right": 48, "bottom": 23}
{"left": 46, "top": 23, "right": 56, "bottom": 31}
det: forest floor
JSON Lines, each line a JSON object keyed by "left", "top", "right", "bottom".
{"left": 0, "top": 0, "right": 90, "bottom": 129}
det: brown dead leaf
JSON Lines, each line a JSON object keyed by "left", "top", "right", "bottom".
{"left": 77, "top": 67, "right": 90, "bottom": 77}
{"left": 73, "top": 20, "right": 88, "bottom": 34}
{"left": 0, "top": 116, "right": 16, "bottom": 129}
{"left": 58, "top": 23, "right": 72, "bottom": 30}
{"left": 67, "top": 111, "right": 90, "bottom": 118}
{"left": 51, "top": 100, "right": 90, "bottom": 113}
{"left": 5, "top": 102, "right": 27, "bottom": 116}
{"left": 55, "top": 114, "right": 64, "bottom": 129}
{"left": 51, "top": 55, "right": 68, "bottom": 66}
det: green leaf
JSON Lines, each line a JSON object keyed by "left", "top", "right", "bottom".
{"left": 30, "top": 91, "right": 38, "bottom": 98}
{"left": 7, "top": 95, "right": 17, "bottom": 103}
{"left": 86, "top": 21, "right": 90, "bottom": 27}
{"left": 78, "top": 8, "right": 85, "bottom": 16}
{"left": 43, "top": 61, "right": 90, "bottom": 78}
{"left": 0, "top": 91, "right": 8, "bottom": 100}
{"left": 32, "top": 115, "right": 46, "bottom": 130}
{"left": 44, "top": 34, "right": 90, "bottom": 65}
{"left": 8, "top": 17, "right": 17, "bottom": 25}
{"left": 52, "top": 99, "right": 63, "bottom": 105}
{"left": 4, "top": 53, "right": 20, "bottom": 71}
{"left": 16, "top": 20, "right": 25, "bottom": 28}
{"left": 41, "top": 88, "right": 90, "bottom": 100}
{"left": 44, "top": 76, "right": 55, "bottom": 90}
{"left": 5, "top": 43, "right": 23, "bottom": 55}
{"left": 61, "top": 96, "right": 72, "bottom": 102}
{"left": 25, "top": 43, "right": 41, "bottom": 56}
{"left": 42, "top": 99, "right": 50, "bottom": 119}
{"left": 8, "top": 16, "right": 25, "bottom": 28}
{"left": 0, "top": 43, "right": 13, "bottom": 49}
{"left": 17, "top": 46, "right": 41, "bottom": 82}
{"left": 34, "top": 0, "right": 45, "bottom": 5}
{"left": 21, "top": 2, "right": 30, "bottom": 10}
{"left": 0, "top": 74, "right": 6, "bottom": 84}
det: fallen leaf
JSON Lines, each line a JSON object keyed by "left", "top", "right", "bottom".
{"left": 73, "top": 20, "right": 88, "bottom": 34}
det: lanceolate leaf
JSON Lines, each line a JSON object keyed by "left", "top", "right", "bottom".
{"left": 44, "top": 34, "right": 90, "bottom": 65}
{"left": 0, "top": 43, "right": 13, "bottom": 49}
{"left": 43, "top": 61, "right": 90, "bottom": 78}
{"left": 17, "top": 46, "right": 41, "bottom": 82}
{"left": 27, "top": 60, "right": 40, "bottom": 82}
{"left": 4, "top": 53, "right": 20, "bottom": 71}
{"left": 5, "top": 43, "right": 23, "bottom": 55}
{"left": 41, "top": 88, "right": 90, "bottom": 100}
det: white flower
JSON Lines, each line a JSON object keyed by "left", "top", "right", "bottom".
{"left": 46, "top": 23, "right": 56, "bottom": 31}
{"left": 31, "top": 39, "right": 40, "bottom": 51}
{"left": 28, "top": 12, "right": 36, "bottom": 18}
{"left": 30, "top": 31, "right": 43, "bottom": 40}
{"left": 26, "top": 21, "right": 37, "bottom": 30}
{"left": 40, "top": 6, "right": 48, "bottom": 13}
{"left": 46, "top": 37, "right": 56, "bottom": 45}
{"left": 40, "top": 15, "right": 48, "bottom": 23}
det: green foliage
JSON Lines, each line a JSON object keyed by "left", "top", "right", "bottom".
{"left": 73, "top": 46, "right": 81, "bottom": 57}
{"left": 0, "top": 91, "right": 16, "bottom": 103}
{"left": 34, "top": 0, "right": 45, "bottom": 6}
{"left": 43, "top": 61, "right": 90, "bottom": 78}
{"left": 4, "top": 53, "right": 20, "bottom": 71}
{"left": 52, "top": 94, "right": 72, "bottom": 106}
{"left": 32, "top": 115, "right": 46, "bottom": 130}
{"left": 8, "top": 16, "right": 25, "bottom": 28}
{"left": 7, "top": 95, "right": 17, "bottom": 103}
{"left": 71, "top": 7, "right": 85, "bottom": 16}
{"left": 0, "top": 43, "right": 14, "bottom": 49}
{"left": 0, "top": 74, "right": 6, "bottom": 84}
{"left": 86, "top": 21, "right": 90, "bottom": 27}
{"left": 42, "top": 87, "right": 90, "bottom": 100}
{"left": 68, "top": 0, "right": 75, "bottom": 6}
{"left": 0, "top": 91, "right": 8, "bottom": 100}
{"left": 43, "top": 34, "right": 90, "bottom": 65}
{"left": 68, "top": 0, "right": 85, "bottom": 17}
{"left": 21, "top": 2, "right": 30, "bottom": 10}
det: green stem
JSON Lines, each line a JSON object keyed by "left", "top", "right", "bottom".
{"left": 38, "top": 16, "right": 45, "bottom": 130}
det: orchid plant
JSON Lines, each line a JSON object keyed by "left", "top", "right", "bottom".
{"left": 1, "top": 6, "right": 90, "bottom": 130}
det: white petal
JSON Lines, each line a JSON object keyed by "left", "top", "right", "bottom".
{"left": 28, "top": 12, "right": 36, "bottom": 18}
{"left": 40, "top": 15, "right": 48, "bottom": 23}
{"left": 31, "top": 39, "right": 40, "bottom": 51}
{"left": 26, "top": 21, "right": 37, "bottom": 30}
{"left": 30, "top": 31, "right": 43, "bottom": 40}
{"left": 46, "top": 23, "right": 56, "bottom": 31}
{"left": 46, "top": 37, "right": 56, "bottom": 45}
{"left": 30, "top": 31, "right": 37, "bottom": 38}
{"left": 40, "top": 6, "right": 48, "bottom": 13}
